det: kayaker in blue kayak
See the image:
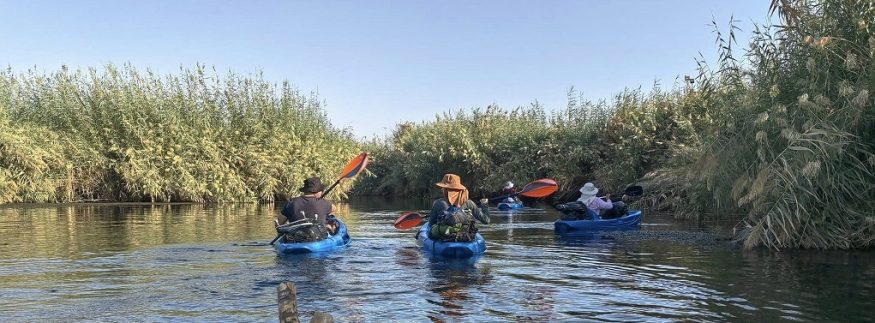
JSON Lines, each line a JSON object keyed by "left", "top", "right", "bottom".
{"left": 558, "top": 182, "right": 628, "bottom": 220}
{"left": 276, "top": 177, "right": 339, "bottom": 243}
{"left": 499, "top": 181, "right": 521, "bottom": 204}
{"left": 428, "top": 174, "right": 490, "bottom": 242}
{"left": 577, "top": 182, "right": 612, "bottom": 217}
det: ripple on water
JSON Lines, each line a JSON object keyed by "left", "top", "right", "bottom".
{"left": 0, "top": 202, "right": 873, "bottom": 322}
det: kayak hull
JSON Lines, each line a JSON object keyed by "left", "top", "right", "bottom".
{"left": 554, "top": 210, "right": 642, "bottom": 234}
{"left": 417, "top": 223, "right": 486, "bottom": 258}
{"left": 497, "top": 202, "right": 524, "bottom": 210}
{"left": 275, "top": 219, "right": 351, "bottom": 255}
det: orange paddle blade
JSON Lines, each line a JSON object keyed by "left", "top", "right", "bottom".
{"left": 519, "top": 178, "right": 558, "bottom": 198}
{"left": 340, "top": 152, "right": 369, "bottom": 179}
{"left": 394, "top": 212, "right": 425, "bottom": 230}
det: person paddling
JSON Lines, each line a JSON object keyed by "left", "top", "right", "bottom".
{"left": 499, "top": 181, "right": 521, "bottom": 204}
{"left": 427, "top": 174, "right": 490, "bottom": 241}
{"left": 276, "top": 177, "right": 338, "bottom": 242}
{"left": 577, "top": 182, "right": 613, "bottom": 219}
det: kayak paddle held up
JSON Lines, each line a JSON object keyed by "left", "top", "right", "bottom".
{"left": 488, "top": 178, "right": 559, "bottom": 202}
{"left": 270, "top": 152, "right": 370, "bottom": 246}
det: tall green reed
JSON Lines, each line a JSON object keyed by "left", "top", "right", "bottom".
{"left": 1, "top": 64, "right": 360, "bottom": 203}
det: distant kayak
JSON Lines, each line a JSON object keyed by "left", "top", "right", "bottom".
{"left": 497, "top": 202, "right": 524, "bottom": 210}
{"left": 417, "top": 222, "right": 486, "bottom": 258}
{"left": 554, "top": 210, "right": 642, "bottom": 234}
{"left": 274, "top": 219, "right": 351, "bottom": 255}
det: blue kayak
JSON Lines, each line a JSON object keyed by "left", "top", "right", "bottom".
{"left": 554, "top": 210, "right": 642, "bottom": 234}
{"left": 497, "top": 202, "right": 524, "bottom": 210}
{"left": 275, "top": 219, "right": 351, "bottom": 255}
{"left": 417, "top": 222, "right": 486, "bottom": 258}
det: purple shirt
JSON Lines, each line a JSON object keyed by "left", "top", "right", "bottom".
{"left": 579, "top": 196, "right": 613, "bottom": 214}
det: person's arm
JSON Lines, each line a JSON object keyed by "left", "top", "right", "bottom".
{"left": 596, "top": 197, "right": 613, "bottom": 210}
{"left": 472, "top": 199, "right": 490, "bottom": 224}
{"left": 429, "top": 199, "right": 449, "bottom": 225}
{"left": 278, "top": 202, "right": 292, "bottom": 226}
{"left": 324, "top": 200, "right": 335, "bottom": 221}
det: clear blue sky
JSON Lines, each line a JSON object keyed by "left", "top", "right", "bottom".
{"left": 1, "top": 0, "right": 769, "bottom": 139}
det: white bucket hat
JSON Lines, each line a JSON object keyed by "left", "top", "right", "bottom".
{"left": 579, "top": 182, "right": 598, "bottom": 196}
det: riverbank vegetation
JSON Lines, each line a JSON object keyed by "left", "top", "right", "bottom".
{"left": 354, "top": 0, "right": 875, "bottom": 249}
{"left": 0, "top": 65, "right": 359, "bottom": 203}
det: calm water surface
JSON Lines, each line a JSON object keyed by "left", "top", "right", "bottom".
{"left": 0, "top": 199, "right": 873, "bottom": 322}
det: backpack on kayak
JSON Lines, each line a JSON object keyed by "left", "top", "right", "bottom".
{"left": 555, "top": 201, "right": 599, "bottom": 220}
{"left": 430, "top": 205, "right": 477, "bottom": 242}
{"left": 556, "top": 200, "right": 629, "bottom": 220}
{"left": 601, "top": 201, "right": 628, "bottom": 219}
{"left": 278, "top": 218, "right": 328, "bottom": 243}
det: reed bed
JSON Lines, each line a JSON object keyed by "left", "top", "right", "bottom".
{"left": 644, "top": 0, "right": 875, "bottom": 249}
{"left": 356, "top": 0, "right": 875, "bottom": 249}
{"left": 0, "top": 65, "right": 360, "bottom": 203}
{"left": 353, "top": 88, "right": 694, "bottom": 199}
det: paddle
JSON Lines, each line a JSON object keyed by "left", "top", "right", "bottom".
{"left": 394, "top": 211, "right": 426, "bottom": 230}
{"left": 270, "top": 152, "right": 369, "bottom": 245}
{"left": 393, "top": 178, "right": 559, "bottom": 230}
{"left": 488, "top": 178, "right": 559, "bottom": 202}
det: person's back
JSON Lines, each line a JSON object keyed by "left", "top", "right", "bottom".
{"left": 280, "top": 195, "right": 332, "bottom": 226}
{"left": 276, "top": 177, "right": 335, "bottom": 242}
{"left": 427, "top": 174, "right": 490, "bottom": 242}
{"left": 499, "top": 181, "right": 519, "bottom": 203}
{"left": 428, "top": 198, "right": 490, "bottom": 241}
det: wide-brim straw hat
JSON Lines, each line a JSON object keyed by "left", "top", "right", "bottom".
{"left": 579, "top": 182, "right": 598, "bottom": 195}
{"left": 436, "top": 174, "right": 466, "bottom": 191}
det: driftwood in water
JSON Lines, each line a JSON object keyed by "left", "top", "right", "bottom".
{"left": 277, "top": 282, "right": 300, "bottom": 323}
{"left": 277, "top": 281, "right": 335, "bottom": 323}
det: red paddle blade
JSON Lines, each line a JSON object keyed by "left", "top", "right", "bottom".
{"left": 340, "top": 152, "right": 369, "bottom": 179}
{"left": 394, "top": 212, "right": 425, "bottom": 230}
{"left": 519, "top": 178, "right": 558, "bottom": 198}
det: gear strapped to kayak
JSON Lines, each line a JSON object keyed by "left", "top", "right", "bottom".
{"left": 429, "top": 205, "right": 479, "bottom": 242}
{"left": 275, "top": 218, "right": 351, "bottom": 254}
{"left": 277, "top": 216, "right": 335, "bottom": 243}
{"left": 556, "top": 201, "right": 628, "bottom": 220}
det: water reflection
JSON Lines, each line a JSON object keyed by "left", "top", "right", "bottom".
{"left": 425, "top": 256, "right": 492, "bottom": 321}
{"left": 0, "top": 203, "right": 278, "bottom": 259}
{"left": 0, "top": 202, "right": 873, "bottom": 322}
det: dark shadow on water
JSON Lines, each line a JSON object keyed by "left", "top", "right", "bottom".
{"left": 392, "top": 240, "right": 493, "bottom": 320}
{"left": 426, "top": 253, "right": 484, "bottom": 270}
{"left": 393, "top": 246, "right": 423, "bottom": 268}
{"left": 553, "top": 228, "right": 643, "bottom": 245}
{"left": 554, "top": 232, "right": 616, "bottom": 245}
{"left": 424, "top": 253, "right": 493, "bottom": 321}
{"left": 233, "top": 241, "right": 272, "bottom": 247}
{"left": 255, "top": 252, "right": 337, "bottom": 291}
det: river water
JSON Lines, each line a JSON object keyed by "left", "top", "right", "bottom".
{"left": 0, "top": 199, "right": 872, "bottom": 322}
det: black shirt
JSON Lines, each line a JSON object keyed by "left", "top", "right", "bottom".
{"left": 279, "top": 196, "right": 333, "bottom": 225}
